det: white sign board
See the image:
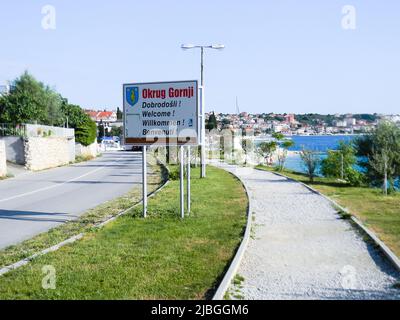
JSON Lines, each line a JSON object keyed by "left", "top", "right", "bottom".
{"left": 123, "top": 80, "right": 198, "bottom": 146}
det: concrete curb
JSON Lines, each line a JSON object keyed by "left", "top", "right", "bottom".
{"left": 212, "top": 163, "right": 253, "bottom": 300}
{"left": 0, "top": 161, "right": 170, "bottom": 277}
{"left": 259, "top": 168, "right": 400, "bottom": 274}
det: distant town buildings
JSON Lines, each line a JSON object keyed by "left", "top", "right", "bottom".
{"left": 207, "top": 112, "right": 395, "bottom": 136}
{"left": 85, "top": 110, "right": 120, "bottom": 133}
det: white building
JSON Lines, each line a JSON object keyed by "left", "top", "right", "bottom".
{"left": 345, "top": 118, "right": 356, "bottom": 127}
{"left": 0, "top": 84, "right": 11, "bottom": 96}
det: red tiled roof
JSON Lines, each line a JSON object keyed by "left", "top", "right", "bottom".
{"left": 85, "top": 110, "right": 116, "bottom": 121}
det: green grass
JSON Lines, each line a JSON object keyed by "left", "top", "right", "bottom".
{"left": 257, "top": 165, "right": 400, "bottom": 257}
{"left": 0, "top": 162, "right": 165, "bottom": 268}
{"left": 74, "top": 154, "right": 96, "bottom": 164}
{"left": 0, "top": 166, "right": 247, "bottom": 300}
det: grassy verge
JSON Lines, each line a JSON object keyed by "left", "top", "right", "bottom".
{"left": 257, "top": 165, "right": 400, "bottom": 257}
{"left": 0, "top": 173, "right": 14, "bottom": 180}
{"left": 73, "top": 155, "right": 96, "bottom": 164}
{"left": 0, "top": 163, "right": 165, "bottom": 268}
{"left": 0, "top": 166, "right": 247, "bottom": 300}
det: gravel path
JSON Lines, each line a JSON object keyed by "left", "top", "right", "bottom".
{"left": 215, "top": 163, "right": 400, "bottom": 300}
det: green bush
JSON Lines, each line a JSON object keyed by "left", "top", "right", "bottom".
{"left": 321, "top": 141, "right": 365, "bottom": 186}
{"left": 75, "top": 118, "right": 97, "bottom": 146}
{"left": 168, "top": 166, "right": 188, "bottom": 180}
{"left": 345, "top": 167, "right": 365, "bottom": 187}
{"left": 168, "top": 167, "right": 180, "bottom": 181}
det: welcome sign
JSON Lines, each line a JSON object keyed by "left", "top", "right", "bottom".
{"left": 123, "top": 80, "right": 199, "bottom": 146}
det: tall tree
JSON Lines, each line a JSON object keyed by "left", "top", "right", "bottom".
{"left": 44, "top": 89, "right": 64, "bottom": 126}
{"left": 258, "top": 141, "right": 277, "bottom": 166}
{"left": 0, "top": 72, "right": 49, "bottom": 124}
{"left": 61, "top": 103, "right": 97, "bottom": 146}
{"left": 300, "top": 149, "right": 320, "bottom": 182}
{"left": 369, "top": 148, "right": 394, "bottom": 195}
{"left": 355, "top": 121, "right": 400, "bottom": 190}
{"left": 272, "top": 133, "right": 295, "bottom": 171}
{"left": 116, "top": 107, "right": 123, "bottom": 121}
{"left": 206, "top": 112, "right": 218, "bottom": 130}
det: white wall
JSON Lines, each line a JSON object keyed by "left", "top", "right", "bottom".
{"left": 75, "top": 142, "right": 99, "bottom": 158}
{"left": 0, "top": 141, "right": 7, "bottom": 177}
{"left": 25, "top": 137, "right": 71, "bottom": 171}
{"left": 25, "top": 124, "right": 74, "bottom": 138}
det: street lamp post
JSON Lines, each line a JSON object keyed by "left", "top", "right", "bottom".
{"left": 181, "top": 44, "right": 225, "bottom": 178}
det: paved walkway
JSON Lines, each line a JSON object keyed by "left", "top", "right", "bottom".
{"left": 215, "top": 162, "right": 400, "bottom": 300}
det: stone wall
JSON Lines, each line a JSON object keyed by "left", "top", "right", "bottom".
{"left": 0, "top": 136, "right": 25, "bottom": 165}
{"left": 0, "top": 141, "right": 6, "bottom": 177}
{"left": 75, "top": 142, "right": 99, "bottom": 159}
{"left": 25, "top": 137, "right": 71, "bottom": 171}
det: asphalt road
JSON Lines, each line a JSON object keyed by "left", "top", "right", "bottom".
{"left": 0, "top": 151, "right": 143, "bottom": 250}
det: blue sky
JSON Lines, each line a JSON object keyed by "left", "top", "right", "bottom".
{"left": 1, "top": 1, "right": 399, "bottom": 114}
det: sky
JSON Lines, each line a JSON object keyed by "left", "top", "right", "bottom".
{"left": 1, "top": 1, "right": 400, "bottom": 115}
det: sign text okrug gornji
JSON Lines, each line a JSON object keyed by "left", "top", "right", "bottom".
{"left": 123, "top": 80, "right": 199, "bottom": 146}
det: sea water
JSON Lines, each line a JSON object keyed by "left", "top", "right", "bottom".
{"left": 257, "top": 135, "right": 357, "bottom": 173}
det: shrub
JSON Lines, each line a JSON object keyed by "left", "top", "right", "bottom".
{"left": 321, "top": 141, "right": 364, "bottom": 186}
{"left": 75, "top": 118, "right": 97, "bottom": 146}
{"left": 168, "top": 167, "right": 180, "bottom": 181}
{"left": 345, "top": 167, "right": 365, "bottom": 187}
{"left": 300, "top": 149, "right": 320, "bottom": 182}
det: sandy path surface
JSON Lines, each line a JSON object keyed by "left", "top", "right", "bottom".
{"left": 215, "top": 163, "right": 400, "bottom": 300}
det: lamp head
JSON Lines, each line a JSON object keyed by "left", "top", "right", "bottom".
{"left": 181, "top": 44, "right": 195, "bottom": 50}
{"left": 211, "top": 44, "right": 225, "bottom": 50}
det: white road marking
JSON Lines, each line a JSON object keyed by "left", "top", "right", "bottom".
{"left": 0, "top": 166, "right": 105, "bottom": 204}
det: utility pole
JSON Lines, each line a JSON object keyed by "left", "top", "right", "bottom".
{"left": 181, "top": 44, "right": 225, "bottom": 178}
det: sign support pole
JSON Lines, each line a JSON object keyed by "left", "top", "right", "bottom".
{"left": 180, "top": 146, "right": 185, "bottom": 219}
{"left": 187, "top": 146, "right": 191, "bottom": 214}
{"left": 199, "top": 86, "right": 206, "bottom": 178}
{"left": 142, "top": 146, "right": 147, "bottom": 218}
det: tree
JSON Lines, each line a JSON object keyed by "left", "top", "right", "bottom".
{"left": 44, "top": 89, "right": 64, "bottom": 126}
{"left": 258, "top": 141, "right": 277, "bottom": 166}
{"left": 0, "top": 71, "right": 65, "bottom": 125}
{"left": 271, "top": 133, "right": 294, "bottom": 171}
{"left": 321, "top": 142, "right": 356, "bottom": 180}
{"left": 355, "top": 121, "right": 400, "bottom": 190}
{"left": 0, "top": 71, "right": 96, "bottom": 146}
{"left": 75, "top": 117, "right": 97, "bottom": 146}
{"left": 116, "top": 107, "right": 123, "bottom": 121}
{"left": 61, "top": 103, "right": 97, "bottom": 146}
{"left": 61, "top": 103, "right": 86, "bottom": 128}
{"left": 369, "top": 149, "right": 394, "bottom": 195}
{"left": 272, "top": 132, "right": 285, "bottom": 141}
{"left": 276, "top": 139, "right": 295, "bottom": 171}
{"left": 300, "top": 149, "right": 320, "bottom": 182}
{"left": 206, "top": 112, "right": 218, "bottom": 130}
{"left": 110, "top": 126, "right": 122, "bottom": 137}
{"left": 0, "top": 72, "right": 49, "bottom": 124}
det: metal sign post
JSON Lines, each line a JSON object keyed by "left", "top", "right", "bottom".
{"left": 199, "top": 86, "right": 206, "bottom": 178}
{"left": 187, "top": 146, "right": 191, "bottom": 214}
{"left": 180, "top": 146, "right": 185, "bottom": 219}
{"left": 142, "top": 146, "right": 147, "bottom": 218}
